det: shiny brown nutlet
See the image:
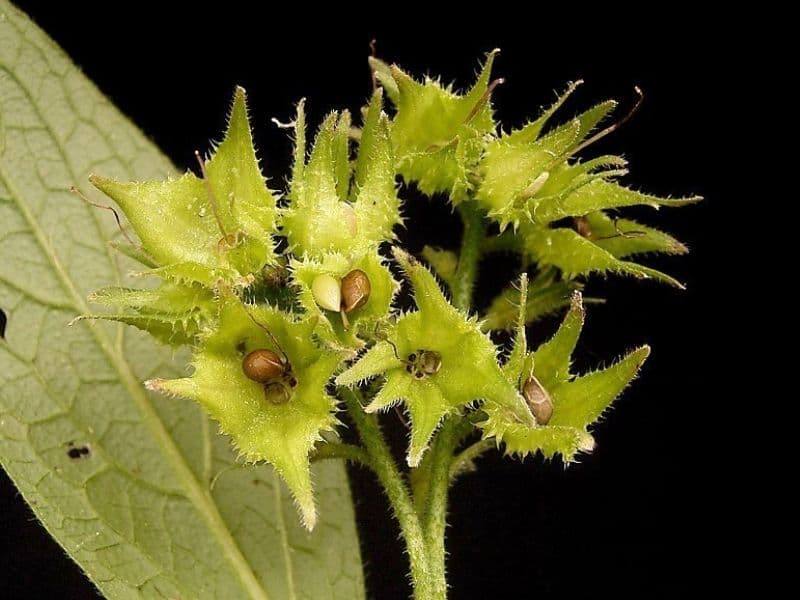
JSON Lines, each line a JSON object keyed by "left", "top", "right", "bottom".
{"left": 574, "top": 215, "right": 593, "bottom": 239}
{"left": 418, "top": 350, "right": 442, "bottom": 375}
{"left": 242, "top": 349, "right": 285, "bottom": 383}
{"left": 264, "top": 381, "right": 291, "bottom": 405}
{"left": 522, "top": 375, "right": 554, "bottom": 425}
{"left": 341, "top": 269, "right": 371, "bottom": 313}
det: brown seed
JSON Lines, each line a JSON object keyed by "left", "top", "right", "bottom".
{"left": 341, "top": 270, "right": 371, "bottom": 313}
{"left": 264, "top": 382, "right": 291, "bottom": 405}
{"left": 574, "top": 216, "right": 592, "bottom": 239}
{"left": 418, "top": 350, "right": 442, "bottom": 375}
{"left": 242, "top": 349, "right": 285, "bottom": 383}
{"left": 522, "top": 375, "right": 554, "bottom": 425}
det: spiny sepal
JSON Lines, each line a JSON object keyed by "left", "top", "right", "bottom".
{"left": 82, "top": 283, "right": 216, "bottom": 346}
{"left": 520, "top": 222, "right": 686, "bottom": 288}
{"left": 576, "top": 211, "right": 689, "bottom": 258}
{"left": 484, "top": 290, "right": 650, "bottom": 461}
{"left": 376, "top": 50, "right": 500, "bottom": 201}
{"left": 421, "top": 246, "right": 458, "bottom": 292}
{"left": 481, "top": 268, "right": 580, "bottom": 331}
{"left": 281, "top": 92, "right": 401, "bottom": 258}
{"left": 146, "top": 292, "right": 341, "bottom": 530}
{"left": 336, "top": 247, "right": 533, "bottom": 466}
{"left": 475, "top": 87, "right": 700, "bottom": 232}
{"left": 90, "top": 87, "right": 279, "bottom": 286}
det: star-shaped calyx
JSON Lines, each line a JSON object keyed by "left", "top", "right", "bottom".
{"left": 372, "top": 49, "right": 502, "bottom": 201}
{"left": 336, "top": 248, "right": 533, "bottom": 466}
{"left": 481, "top": 275, "right": 650, "bottom": 461}
{"left": 281, "top": 90, "right": 401, "bottom": 258}
{"left": 146, "top": 292, "right": 340, "bottom": 530}
{"left": 472, "top": 82, "right": 700, "bottom": 286}
{"left": 90, "top": 87, "right": 279, "bottom": 288}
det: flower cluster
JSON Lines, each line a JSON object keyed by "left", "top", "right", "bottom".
{"left": 87, "top": 55, "right": 696, "bottom": 528}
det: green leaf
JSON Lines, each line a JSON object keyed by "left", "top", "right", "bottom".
{"left": 337, "top": 248, "right": 533, "bottom": 465}
{"left": 0, "top": 4, "right": 363, "bottom": 598}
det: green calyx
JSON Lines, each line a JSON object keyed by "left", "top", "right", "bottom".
{"left": 372, "top": 63, "right": 700, "bottom": 291}
{"left": 337, "top": 248, "right": 533, "bottom": 466}
{"left": 481, "top": 277, "right": 650, "bottom": 461}
{"left": 291, "top": 250, "right": 399, "bottom": 350}
{"left": 91, "top": 87, "right": 279, "bottom": 285}
{"left": 373, "top": 49, "right": 501, "bottom": 201}
{"left": 281, "top": 90, "right": 402, "bottom": 258}
{"left": 147, "top": 292, "right": 340, "bottom": 530}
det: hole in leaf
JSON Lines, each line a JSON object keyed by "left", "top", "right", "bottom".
{"left": 0, "top": 308, "right": 6, "bottom": 339}
{"left": 66, "top": 445, "right": 91, "bottom": 460}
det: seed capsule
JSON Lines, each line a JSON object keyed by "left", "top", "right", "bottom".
{"left": 341, "top": 269, "right": 371, "bottom": 313}
{"left": 264, "top": 381, "right": 291, "bottom": 405}
{"left": 242, "top": 349, "right": 285, "bottom": 383}
{"left": 312, "top": 274, "right": 342, "bottom": 312}
{"left": 522, "top": 375, "right": 554, "bottom": 425}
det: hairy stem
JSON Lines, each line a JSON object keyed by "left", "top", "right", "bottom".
{"left": 453, "top": 201, "right": 486, "bottom": 311}
{"left": 339, "top": 201, "right": 488, "bottom": 599}
{"left": 310, "top": 442, "right": 370, "bottom": 467}
{"left": 449, "top": 439, "right": 494, "bottom": 479}
{"left": 340, "top": 388, "right": 439, "bottom": 599}
{"left": 421, "top": 417, "right": 468, "bottom": 597}
{"left": 416, "top": 201, "right": 487, "bottom": 597}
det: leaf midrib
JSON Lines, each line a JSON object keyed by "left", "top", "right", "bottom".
{"left": 0, "top": 162, "right": 270, "bottom": 600}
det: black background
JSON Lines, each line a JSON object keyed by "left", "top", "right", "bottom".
{"left": 2, "top": 3, "right": 740, "bottom": 599}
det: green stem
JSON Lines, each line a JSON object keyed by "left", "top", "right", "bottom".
{"left": 310, "top": 442, "right": 370, "bottom": 467}
{"left": 421, "top": 417, "right": 468, "bottom": 597}
{"left": 452, "top": 202, "right": 486, "bottom": 311}
{"left": 339, "top": 200, "right": 488, "bottom": 599}
{"left": 449, "top": 439, "right": 494, "bottom": 480}
{"left": 340, "top": 388, "right": 438, "bottom": 599}
{"left": 414, "top": 201, "right": 486, "bottom": 597}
